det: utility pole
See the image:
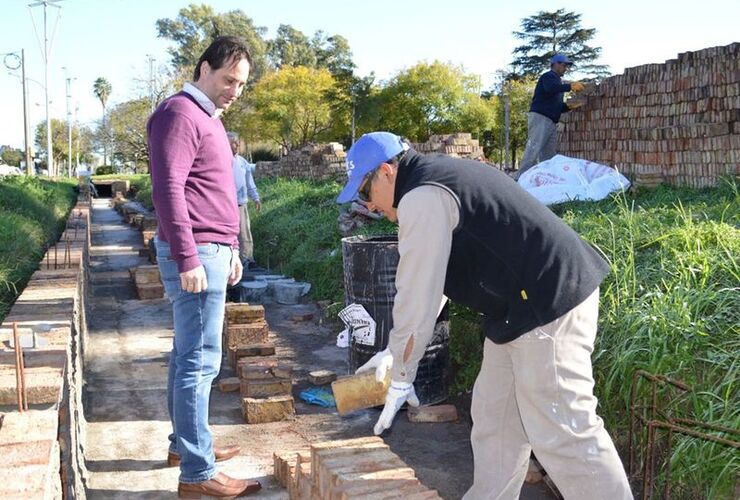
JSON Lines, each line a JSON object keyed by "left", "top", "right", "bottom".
{"left": 64, "top": 71, "right": 74, "bottom": 177}
{"left": 503, "top": 84, "right": 511, "bottom": 170}
{"left": 146, "top": 54, "right": 155, "bottom": 113}
{"left": 2, "top": 51, "right": 33, "bottom": 175}
{"left": 29, "top": 0, "right": 64, "bottom": 176}
{"left": 21, "top": 50, "right": 33, "bottom": 175}
{"left": 74, "top": 103, "right": 79, "bottom": 172}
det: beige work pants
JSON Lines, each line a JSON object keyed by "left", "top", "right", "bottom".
{"left": 237, "top": 204, "right": 253, "bottom": 261}
{"left": 462, "top": 289, "right": 633, "bottom": 500}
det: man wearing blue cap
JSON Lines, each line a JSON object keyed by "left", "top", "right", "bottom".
{"left": 518, "top": 54, "right": 585, "bottom": 178}
{"left": 339, "top": 131, "right": 632, "bottom": 499}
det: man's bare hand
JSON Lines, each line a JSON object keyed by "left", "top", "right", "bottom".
{"left": 228, "top": 249, "right": 243, "bottom": 286}
{"left": 180, "top": 265, "right": 208, "bottom": 293}
{"left": 254, "top": 200, "right": 262, "bottom": 213}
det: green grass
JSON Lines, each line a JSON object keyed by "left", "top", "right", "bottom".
{"left": 0, "top": 176, "right": 77, "bottom": 320}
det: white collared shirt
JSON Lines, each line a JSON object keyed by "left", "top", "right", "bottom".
{"left": 182, "top": 82, "right": 222, "bottom": 118}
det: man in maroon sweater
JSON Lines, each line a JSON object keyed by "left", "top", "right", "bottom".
{"left": 147, "top": 36, "right": 261, "bottom": 498}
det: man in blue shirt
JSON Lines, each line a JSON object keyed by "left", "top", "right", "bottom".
{"left": 518, "top": 54, "right": 585, "bottom": 178}
{"left": 228, "top": 132, "right": 261, "bottom": 266}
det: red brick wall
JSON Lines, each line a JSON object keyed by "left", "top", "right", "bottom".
{"left": 559, "top": 43, "right": 740, "bottom": 187}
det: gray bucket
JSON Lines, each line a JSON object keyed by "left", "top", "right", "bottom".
{"left": 273, "top": 281, "right": 311, "bottom": 304}
{"left": 266, "top": 277, "right": 295, "bottom": 295}
{"left": 260, "top": 274, "right": 288, "bottom": 281}
{"left": 237, "top": 280, "right": 269, "bottom": 303}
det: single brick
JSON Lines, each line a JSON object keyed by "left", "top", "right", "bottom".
{"left": 242, "top": 395, "right": 295, "bottom": 424}
{"left": 407, "top": 404, "right": 458, "bottom": 423}
{"left": 242, "top": 364, "right": 293, "bottom": 381}
{"left": 330, "top": 467, "right": 417, "bottom": 500}
{"left": 217, "top": 377, "right": 240, "bottom": 393}
{"left": 234, "top": 342, "right": 276, "bottom": 358}
{"left": 308, "top": 370, "right": 336, "bottom": 385}
{"left": 133, "top": 265, "right": 161, "bottom": 285}
{"left": 136, "top": 283, "right": 164, "bottom": 300}
{"left": 225, "top": 303, "right": 264, "bottom": 323}
{"left": 240, "top": 379, "right": 292, "bottom": 398}
{"left": 291, "top": 313, "right": 314, "bottom": 322}
{"left": 333, "top": 479, "right": 420, "bottom": 500}
{"left": 238, "top": 356, "right": 280, "bottom": 378}
{"left": 226, "top": 321, "right": 269, "bottom": 348}
{"left": 331, "top": 371, "right": 389, "bottom": 415}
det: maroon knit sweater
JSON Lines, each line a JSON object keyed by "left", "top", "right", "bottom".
{"left": 147, "top": 92, "right": 239, "bottom": 273}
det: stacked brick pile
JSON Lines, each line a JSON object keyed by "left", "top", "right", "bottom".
{"left": 255, "top": 142, "right": 347, "bottom": 181}
{"left": 112, "top": 198, "right": 158, "bottom": 261}
{"left": 131, "top": 265, "right": 163, "bottom": 299}
{"left": 223, "top": 303, "right": 295, "bottom": 423}
{"left": 412, "top": 133, "right": 485, "bottom": 160}
{"left": 273, "top": 437, "right": 441, "bottom": 499}
{"left": 560, "top": 42, "right": 740, "bottom": 188}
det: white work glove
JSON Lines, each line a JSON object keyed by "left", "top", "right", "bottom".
{"left": 374, "top": 380, "right": 419, "bottom": 435}
{"left": 355, "top": 348, "right": 393, "bottom": 382}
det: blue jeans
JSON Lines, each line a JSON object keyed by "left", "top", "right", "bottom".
{"left": 155, "top": 236, "right": 231, "bottom": 483}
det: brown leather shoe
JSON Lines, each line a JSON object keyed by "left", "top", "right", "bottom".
{"left": 167, "top": 444, "right": 241, "bottom": 467}
{"left": 177, "top": 472, "right": 261, "bottom": 498}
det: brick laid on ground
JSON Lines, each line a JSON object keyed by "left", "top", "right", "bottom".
{"left": 308, "top": 369, "right": 336, "bottom": 385}
{"left": 240, "top": 379, "right": 292, "bottom": 398}
{"left": 225, "top": 303, "right": 265, "bottom": 323}
{"left": 226, "top": 320, "right": 269, "bottom": 348}
{"left": 407, "top": 404, "right": 458, "bottom": 423}
{"left": 217, "top": 377, "right": 240, "bottom": 393}
{"left": 242, "top": 395, "right": 295, "bottom": 424}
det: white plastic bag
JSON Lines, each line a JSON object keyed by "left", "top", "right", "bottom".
{"left": 518, "top": 155, "right": 630, "bottom": 205}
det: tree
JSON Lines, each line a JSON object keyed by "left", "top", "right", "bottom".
{"left": 93, "top": 77, "right": 112, "bottom": 165}
{"left": 368, "top": 61, "right": 495, "bottom": 142}
{"left": 156, "top": 3, "right": 269, "bottom": 82}
{"left": 243, "top": 66, "right": 346, "bottom": 151}
{"left": 107, "top": 98, "right": 151, "bottom": 171}
{"left": 511, "top": 9, "right": 609, "bottom": 79}
{"left": 268, "top": 24, "right": 317, "bottom": 69}
{"left": 35, "top": 119, "right": 94, "bottom": 173}
{"left": 0, "top": 147, "right": 23, "bottom": 167}
{"left": 311, "top": 31, "right": 355, "bottom": 78}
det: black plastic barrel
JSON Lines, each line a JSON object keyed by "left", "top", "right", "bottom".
{"left": 341, "top": 234, "right": 449, "bottom": 405}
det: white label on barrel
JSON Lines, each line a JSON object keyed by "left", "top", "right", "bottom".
{"left": 337, "top": 303, "right": 377, "bottom": 346}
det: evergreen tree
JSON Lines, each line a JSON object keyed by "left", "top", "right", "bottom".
{"left": 511, "top": 9, "right": 609, "bottom": 79}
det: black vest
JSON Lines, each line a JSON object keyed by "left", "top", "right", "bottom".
{"left": 393, "top": 150, "right": 610, "bottom": 343}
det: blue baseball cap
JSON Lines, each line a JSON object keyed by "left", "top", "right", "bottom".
{"left": 550, "top": 54, "right": 573, "bottom": 65}
{"left": 336, "top": 132, "right": 408, "bottom": 203}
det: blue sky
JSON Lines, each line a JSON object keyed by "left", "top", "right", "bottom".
{"left": 1, "top": 0, "right": 738, "bottom": 150}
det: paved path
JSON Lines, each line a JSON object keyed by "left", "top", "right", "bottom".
{"left": 82, "top": 198, "right": 553, "bottom": 499}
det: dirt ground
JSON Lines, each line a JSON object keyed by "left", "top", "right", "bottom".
{"left": 82, "top": 198, "right": 555, "bottom": 499}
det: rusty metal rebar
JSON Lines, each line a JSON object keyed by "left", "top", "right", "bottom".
{"left": 64, "top": 234, "right": 71, "bottom": 268}
{"left": 629, "top": 370, "right": 739, "bottom": 499}
{"left": 12, "top": 322, "right": 27, "bottom": 412}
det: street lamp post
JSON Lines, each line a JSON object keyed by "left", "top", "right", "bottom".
{"left": 66, "top": 76, "right": 72, "bottom": 177}
{"left": 63, "top": 68, "right": 75, "bottom": 177}
{"left": 29, "top": 0, "right": 64, "bottom": 176}
{"left": 2, "top": 50, "right": 33, "bottom": 175}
